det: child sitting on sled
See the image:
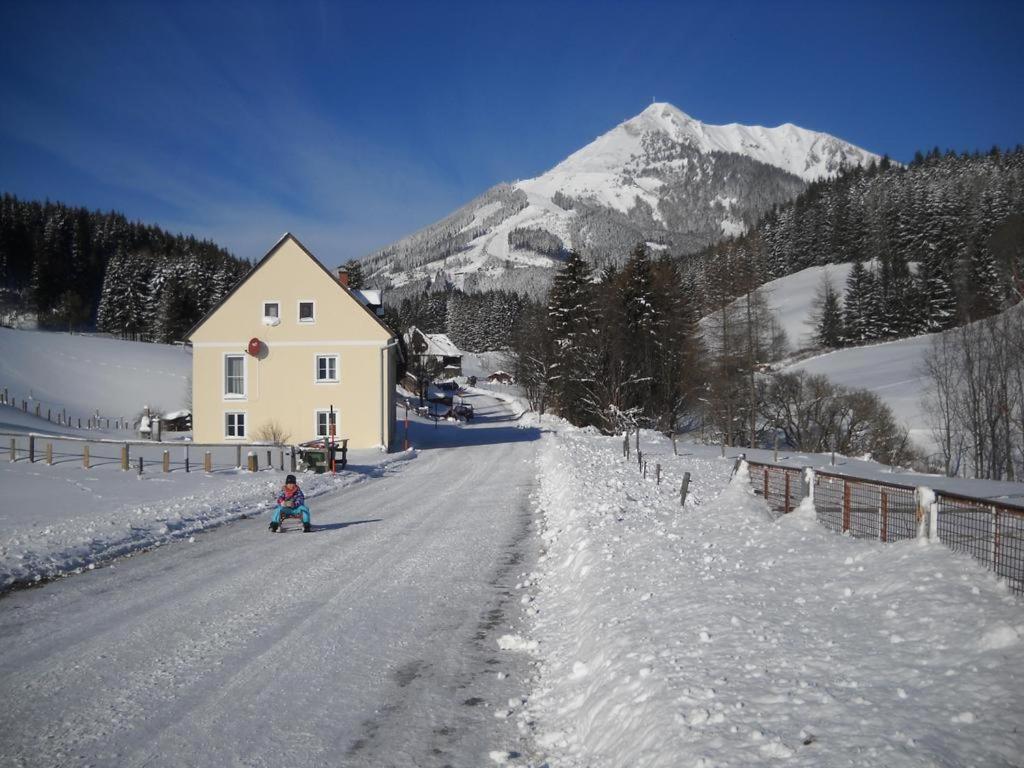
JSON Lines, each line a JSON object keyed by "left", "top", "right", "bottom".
{"left": 270, "top": 474, "right": 311, "bottom": 532}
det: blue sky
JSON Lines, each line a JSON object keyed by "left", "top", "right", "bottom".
{"left": 1, "top": 0, "right": 1022, "bottom": 263}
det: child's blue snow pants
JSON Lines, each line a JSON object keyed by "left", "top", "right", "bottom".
{"left": 272, "top": 504, "right": 310, "bottom": 525}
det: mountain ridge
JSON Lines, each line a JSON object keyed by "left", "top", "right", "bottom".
{"left": 363, "top": 103, "right": 883, "bottom": 299}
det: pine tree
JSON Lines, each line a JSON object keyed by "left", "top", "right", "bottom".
{"left": 842, "top": 261, "right": 871, "bottom": 344}
{"left": 813, "top": 275, "right": 845, "bottom": 348}
{"left": 546, "top": 251, "right": 598, "bottom": 426}
{"left": 342, "top": 259, "right": 366, "bottom": 290}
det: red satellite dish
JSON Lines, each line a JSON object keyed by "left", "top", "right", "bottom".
{"left": 248, "top": 338, "right": 261, "bottom": 356}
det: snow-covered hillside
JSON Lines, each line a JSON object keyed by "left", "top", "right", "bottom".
{"left": 363, "top": 104, "right": 881, "bottom": 297}
{"left": 0, "top": 328, "right": 191, "bottom": 423}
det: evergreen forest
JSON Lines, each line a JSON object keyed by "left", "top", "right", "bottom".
{"left": 0, "top": 194, "right": 250, "bottom": 342}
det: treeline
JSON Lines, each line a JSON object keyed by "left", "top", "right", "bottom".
{"left": 699, "top": 147, "right": 1024, "bottom": 342}
{"left": 509, "top": 245, "right": 701, "bottom": 433}
{"left": 382, "top": 287, "right": 529, "bottom": 353}
{"left": 0, "top": 193, "right": 249, "bottom": 340}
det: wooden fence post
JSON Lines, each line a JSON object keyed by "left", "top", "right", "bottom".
{"left": 83, "top": 444, "right": 90, "bottom": 469}
{"left": 784, "top": 472, "right": 791, "bottom": 514}
{"left": 266, "top": 450, "right": 271, "bottom": 467}
{"left": 204, "top": 451, "right": 212, "bottom": 472}
{"left": 279, "top": 449, "right": 284, "bottom": 471}
{"left": 46, "top": 442, "right": 53, "bottom": 465}
{"left": 656, "top": 463, "right": 661, "bottom": 485}
{"left": 680, "top": 472, "right": 691, "bottom": 507}
{"left": 121, "top": 444, "right": 129, "bottom": 471}
{"left": 29, "top": 435, "right": 35, "bottom": 463}
{"left": 774, "top": 434, "right": 779, "bottom": 463}
{"left": 9, "top": 437, "right": 15, "bottom": 462}
{"left": 162, "top": 450, "right": 170, "bottom": 473}
{"left": 247, "top": 452, "right": 258, "bottom": 472}
{"left": 184, "top": 445, "right": 190, "bottom": 473}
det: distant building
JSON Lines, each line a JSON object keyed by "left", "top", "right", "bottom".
{"left": 186, "top": 233, "right": 399, "bottom": 450}
{"left": 403, "top": 327, "right": 463, "bottom": 378}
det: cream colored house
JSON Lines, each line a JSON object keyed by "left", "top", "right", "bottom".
{"left": 186, "top": 233, "right": 398, "bottom": 450}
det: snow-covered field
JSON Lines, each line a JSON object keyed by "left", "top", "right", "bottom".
{"left": 510, "top": 429, "right": 1023, "bottom": 767}
{"left": 0, "top": 327, "right": 192, "bottom": 422}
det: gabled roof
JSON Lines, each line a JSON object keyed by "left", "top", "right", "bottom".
{"left": 404, "top": 326, "right": 462, "bottom": 358}
{"left": 185, "top": 232, "right": 396, "bottom": 341}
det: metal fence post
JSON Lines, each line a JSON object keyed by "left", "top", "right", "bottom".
{"left": 236, "top": 445, "right": 242, "bottom": 469}
{"left": 9, "top": 437, "right": 15, "bottom": 462}
{"left": 680, "top": 472, "right": 691, "bottom": 507}
{"left": 138, "top": 456, "right": 144, "bottom": 475}
{"left": 29, "top": 435, "right": 35, "bottom": 463}
{"left": 842, "top": 480, "right": 851, "bottom": 533}
{"left": 656, "top": 463, "right": 661, "bottom": 485}
{"left": 880, "top": 491, "right": 889, "bottom": 543}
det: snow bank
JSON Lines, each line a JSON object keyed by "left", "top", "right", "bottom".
{"left": 520, "top": 429, "right": 1024, "bottom": 767}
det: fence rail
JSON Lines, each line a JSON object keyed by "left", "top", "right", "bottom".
{"left": 1, "top": 431, "right": 294, "bottom": 474}
{"left": 746, "top": 459, "right": 1024, "bottom": 595}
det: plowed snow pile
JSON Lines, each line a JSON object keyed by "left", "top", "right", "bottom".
{"left": 517, "top": 430, "right": 1023, "bottom": 767}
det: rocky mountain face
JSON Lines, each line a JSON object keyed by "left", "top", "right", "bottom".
{"left": 364, "top": 103, "right": 882, "bottom": 299}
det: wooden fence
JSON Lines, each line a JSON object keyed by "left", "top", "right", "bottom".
{"left": 0, "top": 431, "right": 295, "bottom": 474}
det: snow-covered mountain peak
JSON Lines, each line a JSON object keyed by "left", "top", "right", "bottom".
{"left": 362, "top": 103, "right": 883, "bottom": 297}
{"left": 542, "top": 101, "right": 881, "bottom": 184}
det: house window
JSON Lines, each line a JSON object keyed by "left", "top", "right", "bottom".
{"left": 224, "top": 354, "right": 245, "bottom": 398}
{"left": 298, "top": 301, "right": 315, "bottom": 323}
{"left": 225, "top": 411, "right": 246, "bottom": 439}
{"left": 315, "top": 410, "right": 338, "bottom": 438}
{"left": 316, "top": 354, "right": 339, "bottom": 383}
{"left": 263, "top": 301, "right": 279, "bottom": 319}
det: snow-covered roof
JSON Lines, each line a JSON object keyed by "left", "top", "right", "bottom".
{"left": 353, "top": 289, "right": 382, "bottom": 307}
{"left": 404, "top": 327, "right": 462, "bottom": 358}
{"left": 424, "top": 333, "right": 461, "bottom": 358}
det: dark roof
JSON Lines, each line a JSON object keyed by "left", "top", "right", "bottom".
{"left": 185, "top": 232, "right": 396, "bottom": 342}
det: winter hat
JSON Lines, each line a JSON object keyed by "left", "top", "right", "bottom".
{"left": 285, "top": 474, "right": 297, "bottom": 485}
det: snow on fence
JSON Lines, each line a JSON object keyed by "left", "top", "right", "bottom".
{"left": 0, "top": 386, "right": 134, "bottom": 431}
{"left": 0, "top": 431, "right": 294, "bottom": 475}
{"left": 746, "top": 459, "right": 1024, "bottom": 595}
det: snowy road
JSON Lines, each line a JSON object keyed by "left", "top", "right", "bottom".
{"left": 0, "top": 394, "right": 540, "bottom": 767}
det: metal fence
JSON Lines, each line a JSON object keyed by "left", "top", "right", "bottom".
{"left": 746, "top": 460, "right": 1024, "bottom": 595}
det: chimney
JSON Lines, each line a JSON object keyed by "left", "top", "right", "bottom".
{"left": 337, "top": 267, "right": 349, "bottom": 287}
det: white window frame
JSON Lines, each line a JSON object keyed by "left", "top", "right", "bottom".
{"left": 297, "top": 299, "right": 316, "bottom": 324}
{"left": 314, "top": 353, "right": 340, "bottom": 384}
{"left": 224, "top": 411, "right": 247, "bottom": 440}
{"left": 314, "top": 409, "right": 338, "bottom": 439}
{"left": 262, "top": 299, "right": 281, "bottom": 321}
{"left": 223, "top": 353, "right": 247, "bottom": 400}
